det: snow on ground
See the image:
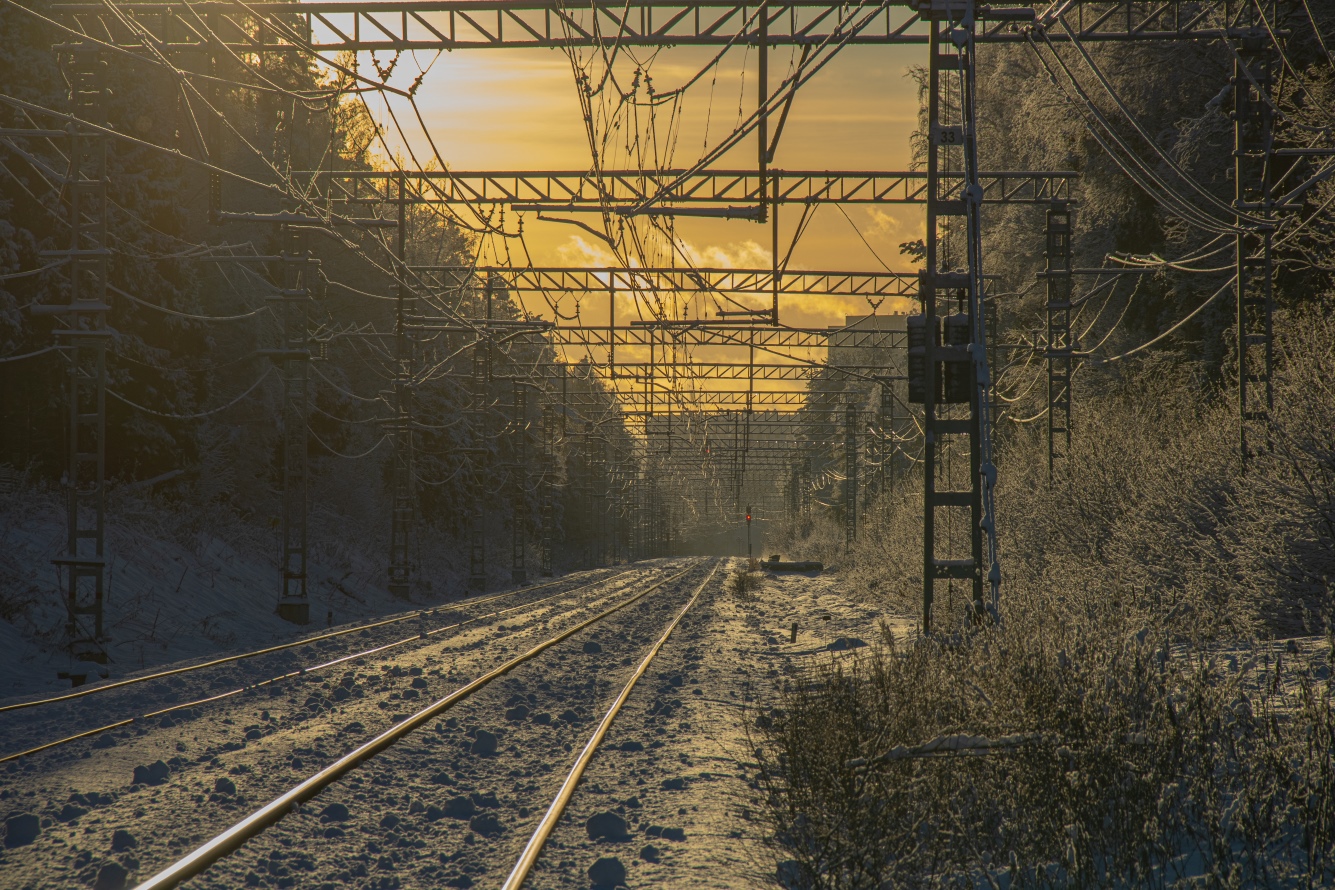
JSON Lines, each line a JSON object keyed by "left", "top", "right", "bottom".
{"left": 0, "top": 556, "right": 905, "bottom": 889}
{"left": 0, "top": 490, "right": 477, "bottom": 698}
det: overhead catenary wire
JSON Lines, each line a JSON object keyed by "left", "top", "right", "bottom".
{"left": 106, "top": 367, "right": 274, "bottom": 420}
{"left": 16, "top": 0, "right": 1291, "bottom": 562}
{"left": 1056, "top": 17, "right": 1274, "bottom": 223}
{"left": 1024, "top": 28, "right": 1251, "bottom": 236}
{"left": 0, "top": 0, "right": 898, "bottom": 547}
{"left": 308, "top": 427, "right": 389, "bottom": 460}
{"left": 5, "top": 7, "right": 487, "bottom": 333}
{"left": 1087, "top": 274, "right": 1238, "bottom": 365}
{"left": 0, "top": 345, "right": 60, "bottom": 363}
{"left": 108, "top": 283, "right": 267, "bottom": 322}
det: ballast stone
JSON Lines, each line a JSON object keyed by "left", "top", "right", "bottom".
{"left": 93, "top": 862, "right": 128, "bottom": 890}
{"left": 132, "top": 760, "right": 170, "bottom": 786}
{"left": 471, "top": 729, "right": 498, "bottom": 756}
{"left": 320, "top": 802, "right": 351, "bottom": 823}
{"left": 586, "top": 810, "right": 630, "bottom": 841}
{"left": 588, "top": 856, "right": 627, "bottom": 887}
{"left": 3, "top": 813, "right": 39, "bottom": 847}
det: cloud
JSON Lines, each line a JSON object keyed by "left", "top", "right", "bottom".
{"left": 556, "top": 235, "right": 616, "bottom": 267}
{"left": 553, "top": 233, "right": 775, "bottom": 271}
{"left": 866, "top": 207, "right": 919, "bottom": 243}
{"left": 677, "top": 238, "right": 772, "bottom": 269}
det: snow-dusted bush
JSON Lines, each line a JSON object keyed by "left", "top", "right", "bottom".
{"left": 758, "top": 305, "right": 1335, "bottom": 887}
{"left": 752, "top": 621, "right": 1335, "bottom": 889}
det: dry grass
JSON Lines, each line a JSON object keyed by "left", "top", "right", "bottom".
{"left": 730, "top": 567, "right": 764, "bottom": 601}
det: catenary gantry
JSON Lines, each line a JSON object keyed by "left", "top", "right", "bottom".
{"left": 52, "top": 1, "right": 1278, "bottom": 50}
{"left": 20, "top": 0, "right": 1296, "bottom": 669}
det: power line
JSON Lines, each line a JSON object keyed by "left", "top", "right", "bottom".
{"left": 106, "top": 367, "right": 274, "bottom": 419}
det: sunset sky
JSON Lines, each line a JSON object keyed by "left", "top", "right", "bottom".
{"left": 363, "top": 42, "right": 929, "bottom": 335}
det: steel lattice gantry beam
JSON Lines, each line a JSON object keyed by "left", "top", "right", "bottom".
{"left": 594, "top": 362, "right": 882, "bottom": 381}
{"left": 413, "top": 266, "right": 919, "bottom": 299}
{"left": 545, "top": 323, "right": 904, "bottom": 351}
{"left": 543, "top": 394, "right": 903, "bottom": 420}
{"left": 51, "top": 2, "right": 1296, "bottom": 51}
{"left": 315, "top": 169, "right": 1075, "bottom": 211}
{"left": 547, "top": 390, "right": 812, "bottom": 412}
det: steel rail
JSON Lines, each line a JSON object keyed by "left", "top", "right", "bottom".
{"left": 0, "top": 566, "right": 621, "bottom": 714}
{"left": 129, "top": 560, "right": 704, "bottom": 890}
{"left": 501, "top": 559, "right": 723, "bottom": 889}
{"left": 0, "top": 568, "right": 653, "bottom": 764}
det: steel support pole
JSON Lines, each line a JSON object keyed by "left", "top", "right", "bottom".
{"left": 591, "top": 435, "right": 607, "bottom": 566}
{"left": 511, "top": 382, "right": 527, "bottom": 585}
{"left": 206, "top": 10, "right": 221, "bottom": 223}
{"left": 881, "top": 377, "right": 898, "bottom": 498}
{"left": 844, "top": 403, "right": 857, "bottom": 553}
{"left": 1045, "top": 202, "right": 1073, "bottom": 480}
{"left": 1233, "top": 23, "right": 1275, "bottom": 468}
{"left": 387, "top": 171, "right": 415, "bottom": 598}
{"left": 53, "top": 45, "right": 111, "bottom": 675}
{"left": 540, "top": 404, "right": 554, "bottom": 577}
{"left": 276, "top": 226, "right": 312, "bottom": 624}
{"left": 800, "top": 455, "right": 811, "bottom": 530}
{"left": 468, "top": 326, "right": 489, "bottom": 592}
{"left": 608, "top": 453, "right": 618, "bottom": 566}
{"left": 736, "top": 413, "right": 747, "bottom": 512}
{"left": 743, "top": 332, "right": 753, "bottom": 509}
{"left": 653, "top": 474, "right": 660, "bottom": 559}
{"left": 665, "top": 492, "right": 674, "bottom": 556}
{"left": 611, "top": 446, "right": 625, "bottom": 565}
{"left": 921, "top": 4, "right": 994, "bottom": 632}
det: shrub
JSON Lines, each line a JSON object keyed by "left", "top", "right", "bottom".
{"left": 752, "top": 623, "right": 1335, "bottom": 888}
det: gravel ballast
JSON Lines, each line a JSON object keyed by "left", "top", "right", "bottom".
{"left": 0, "top": 559, "right": 897, "bottom": 888}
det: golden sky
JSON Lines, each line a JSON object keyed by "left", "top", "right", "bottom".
{"left": 367, "top": 43, "right": 929, "bottom": 335}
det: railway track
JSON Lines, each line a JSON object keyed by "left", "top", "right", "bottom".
{"left": 503, "top": 561, "right": 722, "bottom": 888}
{"left": 119, "top": 558, "right": 719, "bottom": 890}
{"left": 0, "top": 565, "right": 653, "bottom": 765}
{"left": 1, "top": 555, "right": 860, "bottom": 890}
{"left": 0, "top": 565, "right": 625, "bottom": 715}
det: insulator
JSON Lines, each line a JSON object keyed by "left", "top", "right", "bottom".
{"left": 942, "top": 313, "right": 972, "bottom": 405}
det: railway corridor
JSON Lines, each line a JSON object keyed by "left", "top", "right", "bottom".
{"left": 0, "top": 561, "right": 892, "bottom": 889}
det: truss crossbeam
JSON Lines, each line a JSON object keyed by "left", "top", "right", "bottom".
{"left": 53, "top": 2, "right": 1279, "bottom": 51}
{"left": 414, "top": 266, "right": 919, "bottom": 298}
{"left": 556, "top": 391, "right": 810, "bottom": 410}
{"left": 598, "top": 362, "right": 885, "bottom": 381}
{"left": 546, "top": 325, "right": 904, "bottom": 351}
{"left": 314, "top": 169, "right": 1075, "bottom": 207}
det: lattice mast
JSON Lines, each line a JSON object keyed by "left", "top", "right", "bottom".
{"left": 387, "top": 172, "right": 416, "bottom": 598}
{"left": 540, "top": 404, "right": 555, "bottom": 577}
{"left": 50, "top": 45, "right": 111, "bottom": 671}
{"left": 917, "top": 0, "right": 1001, "bottom": 632}
{"left": 274, "top": 226, "right": 314, "bottom": 624}
{"left": 1045, "top": 202, "right": 1074, "bottom": 479}
{"left": 844, "top": 402, "right": 858, "bottom": 553}
{"left": 510, "top": 382, "right": 528, "bottom": 584}
{"left": 1232, "top": 16, "right": 1276, "bottom": 467}
{"left": 467, "top": 279, "right": 492, "bottom": 590}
